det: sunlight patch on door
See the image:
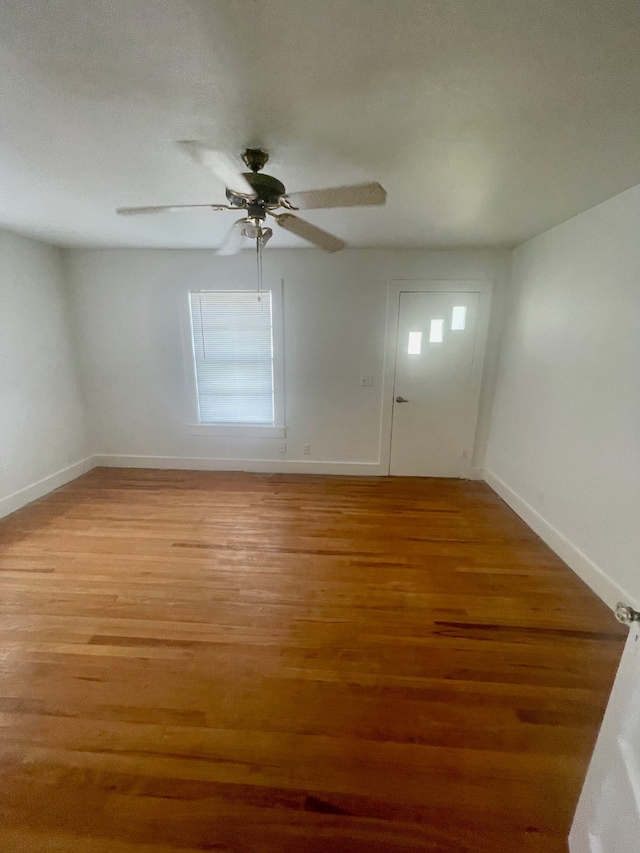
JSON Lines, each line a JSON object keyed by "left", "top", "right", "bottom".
{"left": 429, "top": 319, "right": 444, "bottom": 343}
{"left": 451, "top": 306, "right": 467, "bottom": 330}
{"left": 407, "top": 331, "right": 422, "bottom": 355}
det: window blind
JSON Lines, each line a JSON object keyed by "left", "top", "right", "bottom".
{"left": 189, "top": 291, "right": 275, "bottom": 425}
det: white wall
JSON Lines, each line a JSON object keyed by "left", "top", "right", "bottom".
{"left": 66, "top": 248, "right": 510, "bottom": 474}
{"left": 0, "top": 230, "right": 89, "bottom": 516}
{"left": 485, "top": 184, "right": 640, "bottom": 608}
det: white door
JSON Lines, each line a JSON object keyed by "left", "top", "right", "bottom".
{"left": 390, "top": 291, "right": 480, "bottom": 477}
{"left": 570, "top": 609, "right": 640, "bottom": 852}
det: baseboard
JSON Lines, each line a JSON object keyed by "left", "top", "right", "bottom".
{"left": 93, "top": 454, "right": 385, "bottom": 477}
{"left": 482, "top": 468, "right": 634, "bottom": 611}
{"left": 0, "top": 456, "right": 95, "bottom": 520}
{"left": 469, "top": 467, "right": 484, "bottom": 481}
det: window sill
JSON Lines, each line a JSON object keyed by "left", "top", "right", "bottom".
{"left": 189, "top": 424, "right": 286, "bottom": 438}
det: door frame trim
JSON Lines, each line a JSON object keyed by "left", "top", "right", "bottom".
{"left": 381, "top": 280, "right": 493, "bottom": 477}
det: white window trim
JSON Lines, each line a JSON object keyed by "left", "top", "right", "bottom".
{"left": 182, "top": 280, "right": 286, "bottom": 436}
{"left": 188, "top": 424, "right": 286, "bottom": 438}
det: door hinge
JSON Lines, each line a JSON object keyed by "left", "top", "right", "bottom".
{"left": 615, "top": 602, "right": 640, "bottom": 625}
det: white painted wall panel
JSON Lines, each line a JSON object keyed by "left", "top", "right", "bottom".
{"left": 0, "top": 230, "right": 88, "bottom": 513}
{"left": 486, "top": 183, "right": 640, "bottom": 605}
{"left": 66, "top": 248, "right": 509, "bottom": 472}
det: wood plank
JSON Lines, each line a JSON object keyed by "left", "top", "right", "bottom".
{"left": 0, "top": 469, "right": 625, "bottom": 851}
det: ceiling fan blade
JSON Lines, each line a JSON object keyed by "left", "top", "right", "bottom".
{"left": 217, "top": 218, "right": 248, "bottom": 256}
{"left": 282, "top": 182, "right": 386, "bottom": 211}
{"left": 117, "top": 204, "right": 231, "bottom": 216}
{"left": 275, "top": 214, "right": 345, "bottom": 252}
{"left": 178, "top": 141, "right": 256, "bottom": 197}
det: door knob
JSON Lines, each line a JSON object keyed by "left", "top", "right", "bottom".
{"left": 395, "top": 396, "right": 409, "bottom": 403}
{"left": 615, "top": 603, "right": 640, "bottom": 624}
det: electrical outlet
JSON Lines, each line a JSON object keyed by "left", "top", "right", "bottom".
{"left": 278, "top": 441, "right": 286, "bottom": 454}
{"left": 303, "top": 444, "right": 310, "bottom": 455}
{"left": 361, "top": 375, "right": 373, "bottom": 387}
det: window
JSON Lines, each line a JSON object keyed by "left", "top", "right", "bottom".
{"left": 429, "top": 318, "right": 444, "bottom": 343}
{"left": 451, "top": 305, "right": 467, "bottom": 330}
{"left": 189, "top": 290, "right": 283, "bottom": 432}
{"left": 407, "top": 331, "right": 422, "bottom": 355}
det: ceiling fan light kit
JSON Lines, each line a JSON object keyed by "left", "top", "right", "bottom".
{"left": 117, "top": 143, "right": 387, "bottom": 256}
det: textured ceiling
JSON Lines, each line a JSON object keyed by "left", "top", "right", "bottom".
{"left": 0, "top": 0, "right": 639, "bottom": 249}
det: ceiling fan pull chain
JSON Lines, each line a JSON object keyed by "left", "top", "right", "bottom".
{"left": 256, "top": 235, "right": 263, "bottom": 302}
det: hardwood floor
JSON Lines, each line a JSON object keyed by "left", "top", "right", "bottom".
{"left": 0, "top": 469, "right": 625, "bottom": 852}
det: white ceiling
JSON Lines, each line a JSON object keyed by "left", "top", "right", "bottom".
{"left": 1, "top": 0, "right": 639, "bottom": 250}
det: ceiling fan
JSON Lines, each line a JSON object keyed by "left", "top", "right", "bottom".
{"left": 117, "top": 142, "right": 387, "bottom": 253}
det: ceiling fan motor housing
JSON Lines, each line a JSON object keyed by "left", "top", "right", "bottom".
{"left": 226, "top": 172, "right": 286, "bottom": 216}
